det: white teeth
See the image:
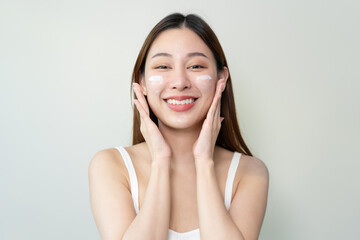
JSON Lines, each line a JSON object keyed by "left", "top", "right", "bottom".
{"left": 166, "top": 98, "right": 195, "bottom": 105}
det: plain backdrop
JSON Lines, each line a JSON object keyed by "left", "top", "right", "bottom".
{"left": 1, "top": 0, "right": 359, "bottom": 239}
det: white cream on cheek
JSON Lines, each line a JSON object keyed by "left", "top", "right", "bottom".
{"left": 196, "top": 75, "right": 212, "bottom": 81}
{"left": 146, "top": 75, "right": 165, "bottom": 94}
{"left": 148, "top": 75, "right": 164, "bottom": 82}
{"left": 195, "top": 75, "right": 214, "bottom": 91}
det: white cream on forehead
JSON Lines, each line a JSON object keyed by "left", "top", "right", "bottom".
{"left": 148, "top": 75, "right": 164, "bottom": 82}
{"left": 196, "top": 75, "right": 212, "bottom": 81}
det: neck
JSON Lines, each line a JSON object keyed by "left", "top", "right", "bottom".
{"left": 158, "top": 120, "right": 202, "bottom": 169}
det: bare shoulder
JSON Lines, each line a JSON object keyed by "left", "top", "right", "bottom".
{"left": 238, "top": 155, "right": 269, "bottom": 181}
{"left": 229, "top": 154, "right": 269, "bottom": 239}
{"left": 88, "top": 146, "right": 143, "bottom": 239}
{"left": 88, "top": 147, "right": 130, "bottom": 189}
{"left": 89, "top": 147, "right": 122, "bottom": 166}
{"left": 88, "top": 143, "right": 151, "bottom": 184}
{"left": 88, "top": 143, "right": 148, "bottom": 172}
{"left": 89, "top": 147, "right": 124, "bottom": 172}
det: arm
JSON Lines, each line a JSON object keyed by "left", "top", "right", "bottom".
{"left": 90, "top": 80, "right": 172, "bottom": 239}
{"left": 88, "top": 150, "right": 171, "bottom": 240}
{"left": 195, "top": 156, "right": 269, "bottom": 240}
{"left": 193, "top": 77, "right": 269, "bottom": 239}
{"left": 122, "top": 160, "right": 171, "bottom": 240}
{"left": 228, "top": 157, "right": 269, "bottom": 240}
{"left": 195, "top": 159, "right": 243, "bottom": 239}
{"left": 193, "top": 78, "right": 242, "bottom": 239}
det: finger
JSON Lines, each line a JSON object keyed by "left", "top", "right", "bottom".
{"left": 133, "top": 83, "right": 148, "bottom": 109}
{"left": 133, "top": 83, "right": 150, "bottom": 115}
{"left": 213, "top": 79, "right": 225, "bottom": 125}
{"left": 133, "top": 99, "right": 148, "bottom": 120}
{"left": 207, "top": 80, "right": 223, "bottom": 121}
{"left": 134, "top": 98, "right": 156, "bottom": 132}
{"left": 134, "top": 99, "right": 151, "bottom": 141}
{"left": 214, "top": 92, "right": 221, "bottom": 121}
{"left": 217, "top": 78, "right": 226, "bottom": 96}
{"left": 213, "top": 98, "right": 222, "bottom": 129}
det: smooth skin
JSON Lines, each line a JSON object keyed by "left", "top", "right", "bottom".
{"left": 89, "top": 28, "right": 269, "bottom": 240}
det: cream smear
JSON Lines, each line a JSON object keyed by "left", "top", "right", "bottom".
{"left": 148, "top": 75, "right": 164, "bottom": 83}
{"left": 196, "top": 75, "right": 212, "bottom": 81}
{"left": 147, "top": 75, "right": 164, "bottom": 94}
{"left": 195, "top": 74, "right": 215, "bottom": 91}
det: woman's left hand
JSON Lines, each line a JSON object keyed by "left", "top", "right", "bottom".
{"left": 193, "top": 78, "right": 226, "bottom": 163}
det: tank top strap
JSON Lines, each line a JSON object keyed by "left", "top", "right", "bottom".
{"left": 115, "top": 146, "right": 139, "bottom": 214}
{"left": 224, "top": 152, "right": 242, "bottom": 210}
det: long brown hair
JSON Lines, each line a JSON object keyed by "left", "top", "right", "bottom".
{"left": 131, "top": 13, "right": 253, "bottom": 156}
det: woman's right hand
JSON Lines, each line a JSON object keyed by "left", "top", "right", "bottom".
{"left": 133, "top": 82, "right": 172, "bottom": 165}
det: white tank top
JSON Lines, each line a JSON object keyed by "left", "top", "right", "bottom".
{"left": 115, "top": 146, "right": 242, "bottom": 240}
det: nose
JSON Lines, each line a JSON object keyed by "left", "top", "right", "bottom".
{"left": 170, "top": 68, "right": 191, "bottom": 91}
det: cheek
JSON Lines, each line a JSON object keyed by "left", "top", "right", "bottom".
{"left": 195, "top": 75, "right": 216, "bottom": 91}
{"left": 146, "top": 75, "right": 165, "bottom": 94}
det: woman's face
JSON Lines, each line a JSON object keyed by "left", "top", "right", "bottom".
{"left": 141, "top": 28, "right": 226, "bottom": 130}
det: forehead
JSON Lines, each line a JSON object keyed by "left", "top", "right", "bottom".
{"left": 147, "top": 28, "right": 214, "bottom": 60}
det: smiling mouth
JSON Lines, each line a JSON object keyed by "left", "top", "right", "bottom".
{"left": 163, "top": 97, "right": 198, "bottom": 112}
{"left": 165, "top": 98, "right": 197, "bottom": 105}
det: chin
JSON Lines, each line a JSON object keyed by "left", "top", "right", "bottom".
{"left": 158, "top": 116, "right": 204, "bottom": 130}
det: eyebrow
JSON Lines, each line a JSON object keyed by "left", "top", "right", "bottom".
{"left": 151, "top": 52, "right": 209, "bottom": 59}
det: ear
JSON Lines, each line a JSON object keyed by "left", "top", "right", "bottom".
{"left": 218, "top": 66, "right": 229, "bottom": 86}
{"left": 139, "top": 72, "right": 147, "bottom": 96}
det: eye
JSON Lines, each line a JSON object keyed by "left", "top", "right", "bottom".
{"left": 188, "top": 65, "right": 205, "bottom": 69}
{"left": 155, "top": 65, "right": 170, "bottom": 69}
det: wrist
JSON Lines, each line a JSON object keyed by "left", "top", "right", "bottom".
{"left": 195, "top": 158, "right": 214, "bottom": 169}
{"left": 151, "top": 159, "right": 170, "bottom": 170}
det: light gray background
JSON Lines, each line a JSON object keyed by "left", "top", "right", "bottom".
{"left": 1, "top": 0, "right": 359, "bottom": 239}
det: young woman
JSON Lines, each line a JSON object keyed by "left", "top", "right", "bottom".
{"left": 89, "top": 13, "right": 269, "bottom": 240}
